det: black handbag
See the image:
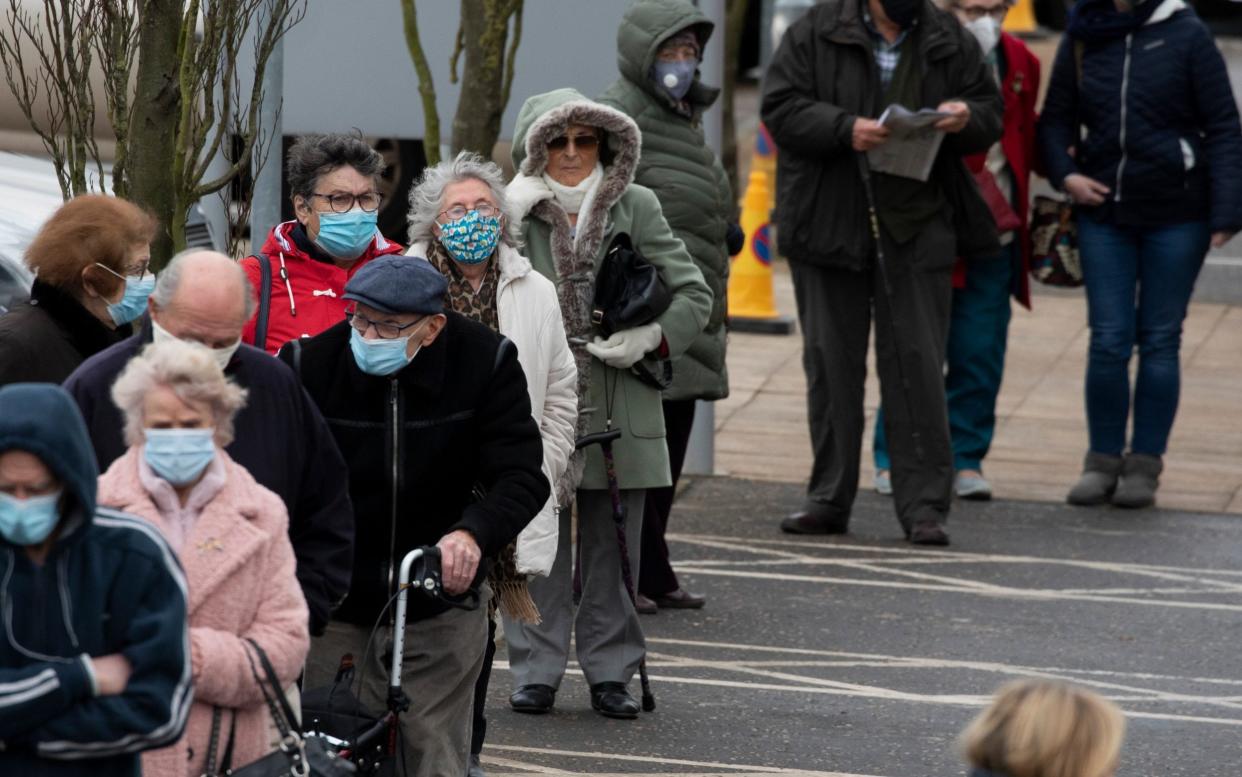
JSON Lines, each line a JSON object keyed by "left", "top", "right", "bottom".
{"left": 592, "top": 232, "right": 673, "bottom": 389}
{"left": 202, "top": 639, "right": 356, "bottom": 777}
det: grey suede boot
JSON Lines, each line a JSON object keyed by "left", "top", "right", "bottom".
{"left": 1066, "top": 451, "right": 1124, "bottom": 506}
{"left": 1112, "top": 453, "right": 1163, "bottom": 509}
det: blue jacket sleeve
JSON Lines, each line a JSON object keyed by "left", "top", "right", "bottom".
{"left": 1188, "top": 22, "right": 1242, "bottom": 234}
{"left": 0, "top": 656, "right": 95, "bottom": 739}
{"left": 1037, "top": 37, "right": 1081, "bottom": 189}
{"left": 24, "top": 531, "right": 192, "bottom": 759}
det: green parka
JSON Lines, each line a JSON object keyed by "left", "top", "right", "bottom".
{"left": 507, "top": 88, "right": 712, "bottom": 491}
{"left": 597, "top": 0, "right": 733, "bottom": 401}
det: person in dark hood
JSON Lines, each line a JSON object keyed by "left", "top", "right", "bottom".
{"left": 1039, "top": 0, "right": 1242, "bottom": 509}
{"left": 0, "top": 383, "right": 191, "bottom": 776}
{"left": 762, "top": 0, "right": 1003, "bottom": 546}
{"left": 0, "top": 195, "right": 156, "bottom": 386}
{"left": 598, "top": 0, "right": 740, "bottom": 614}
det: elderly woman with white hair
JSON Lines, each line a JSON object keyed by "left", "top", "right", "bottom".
{"left": 406, "top": 151, "right": 576, "bottom": 776}
{"left": 96, "top": 339, "right": 309, "bottom": 777}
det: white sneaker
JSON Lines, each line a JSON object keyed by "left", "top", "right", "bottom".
{"left": 873, "top": 470, "right": 893, "bottom": 496}
{"left": 955, "top": 471, "right": 993, "bottom": 501}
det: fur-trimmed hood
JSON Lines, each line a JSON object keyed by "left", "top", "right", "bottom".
{"left": 510, "top": 88, "right": 642, "bottom": 218}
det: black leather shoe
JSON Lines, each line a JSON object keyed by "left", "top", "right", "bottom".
{"left": 509, "top": 684, "right": 555, "bottom": 714}
{"left": 654, "top": 588, "right": 705, "bottom": 609}
{"left": 634, "top": 593, "right": 658, "bottom": 615}
{"left": 780, "top": 505, "right": 849, "bottom": 535}
{"left": 590, "top": 682, "right": 640, "bottom": 719}
{"left": 908, "top": 521, "right": 950, "bottom": 546}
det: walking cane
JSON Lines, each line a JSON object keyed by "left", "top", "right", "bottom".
{"left": 856, "top": 153, "right": 925, "bottom": 463}
{"left": 575, "top": 425, "right": 657, "bottom": 712}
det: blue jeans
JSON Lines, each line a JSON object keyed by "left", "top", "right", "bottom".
{"left": 1077, "top": 218, "right": 1210, "bottom": 457}
{"left": 875, "top": 244, "right": 1015, "bottom": 472}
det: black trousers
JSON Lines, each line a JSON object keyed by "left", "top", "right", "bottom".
{"left": 639, "top": 399, "right": 698, "bottom": 598}
{"left": 791, "top": 216, "right": 955, "bottom": 530}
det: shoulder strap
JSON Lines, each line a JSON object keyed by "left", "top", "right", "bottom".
{"left": 288, "top": 337, "right": 303, "bottom": 378}
{"left": 1073, "top": 40, "right": 1084, "bottom": 88}
{"left": 492, "top": 336, "right": 515, "bottom": 378}
{"left": 253, "top": 253, "right": 272, "bottom": 352}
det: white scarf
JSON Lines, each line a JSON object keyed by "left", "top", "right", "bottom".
{"left": 542, "top": 163, "right": 603, "bottom": 216}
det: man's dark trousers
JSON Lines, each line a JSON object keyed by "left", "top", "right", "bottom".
{"left": 791, "top": 215, "right": 955, "bottom": 530}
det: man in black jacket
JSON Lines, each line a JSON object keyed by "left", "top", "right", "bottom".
{"left": 762, "top": 0, "right": 1002, "bottom": 545}
{"left": 63, "top": 249, "right": 354, "bottom": 635}
{"left": 284, "top": 255, "right": 547, "bottom": 777}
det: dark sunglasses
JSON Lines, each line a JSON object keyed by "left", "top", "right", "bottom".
{"left": 547, "top": 134, "right": 600, "bottom": 151}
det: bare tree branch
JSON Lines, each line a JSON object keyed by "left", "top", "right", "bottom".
{"left": 500, "top": 0, "right": 522, "bottom": 113}
{"left": 400, "top": 0, "right": 441, "bottom": 165}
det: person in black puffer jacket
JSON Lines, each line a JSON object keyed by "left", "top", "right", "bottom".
{"left": 1038, "top": 0, "right": 1242, "bottom": 510}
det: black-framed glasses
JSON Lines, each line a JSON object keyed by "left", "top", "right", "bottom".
{"left": 959, "top": 4, "right": 1008, "bottom": 20}
{"left": 437, "top": 203, "right": 501, "bottom": 223}
{"left": 547, "top": 134, "right": 600, "bottom": 151}
{"left": 94, "top": 260, "right": 151, "bottom": 282}
{"left": 346, "top": 309, "right": 424, "bottom": 340}
{"left": 309, "top": 191, "right": 384, "bottom": 213}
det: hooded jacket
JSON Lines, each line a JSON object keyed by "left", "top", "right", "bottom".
{"left": 598, "top": 0, "right": 733, "bottom": 402}
{"left": 241, "top": 220, "right": 406, "bottom": 355}
{"left": 1038, "top": 0, "right": 1242, "bottom": 233}
{"left": 0, "top": 384, "right": 191, "bottom": 777}
{"left": 64, "top": 333, "right": 354, "bottom": 637}
{"left": 760, "top": 0, "right": 1004, "bottom": 269}
{"left": 409, "top": 240, "right": 576, "bottom": 577}
{"left": 278, "top": 314, "right": 548, "bottom": 626}
{"left": 0, "top": 281, "right": 132, "bottom": 387}
{"left": 507, "top": 88, "right": 712, "bottom": 491}
{"left": 98, "top": 448, "right": 308, "bottom": 777}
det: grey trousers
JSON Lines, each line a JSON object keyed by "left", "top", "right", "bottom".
{"left": 503, "top": 488, "right": 646, "bottom": 690}
{"left": 791, "top": 216, "right": 955, "bottom": 530}
{"left": 304, "top": 589, "right": 489, "bottom": 777}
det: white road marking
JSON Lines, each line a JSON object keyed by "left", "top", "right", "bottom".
{"left": 483, "top": 745, "right": 886, "bottom": 776}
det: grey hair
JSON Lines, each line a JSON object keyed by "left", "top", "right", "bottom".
{"left": 151, "top": 249, "right": 256, "bottom": 321}
{"left": 286, "top": 132, "right": 384, "bottom": 205}
{"left": 111, "top": 339, "right": 249, "bottom": 448}
{"left": 406, "top": 151, "right": 521, "bottom": 249}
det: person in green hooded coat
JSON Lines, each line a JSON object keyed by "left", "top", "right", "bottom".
{"left": 598, "top": 0, "right": 740, "bottom": 615}
{"left": 502, "top": 88, "right": 711, "bottom": 720}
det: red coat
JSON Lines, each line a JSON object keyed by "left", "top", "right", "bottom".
{"left": 953, "top": 32, "right": 1041, "bottom": 309}
{"left": 241, "top": 221, "right": 405, "bottom": 354}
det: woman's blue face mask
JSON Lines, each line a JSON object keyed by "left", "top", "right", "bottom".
{"left": 94, "top": 263, "right": 155, "bottom": 326}
{"left": 314, "top": 209, "right": 378, "bottom": 260}
{"left": 0, "top": 490, "right": 62, "bottom": 547}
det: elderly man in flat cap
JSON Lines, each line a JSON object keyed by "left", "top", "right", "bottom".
{"left": 281, "top": 255, "right": 548, "bottom": 777}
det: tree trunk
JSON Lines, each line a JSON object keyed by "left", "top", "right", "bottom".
{"left": 450, "top": 0, "right": 510, "bottom": 158}
{"left": 721, "top": 0, "right": 750, "bottom": 205}
{"left": 126, "top": 0, "right": 183, "bottom": 270}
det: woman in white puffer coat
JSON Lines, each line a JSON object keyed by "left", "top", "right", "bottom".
{"left": 405, "top": 151, "right": 577, "bottom": 777}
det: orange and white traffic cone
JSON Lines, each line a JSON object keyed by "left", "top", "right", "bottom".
{"left": 727, "top": 169, "right": 794, "bottom": 335}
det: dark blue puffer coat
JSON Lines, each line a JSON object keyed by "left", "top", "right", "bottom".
{"left": 1038, "top": 0, "right": 1242, "bottom": 234}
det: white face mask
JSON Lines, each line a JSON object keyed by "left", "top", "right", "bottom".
{"left": 964, "top": 16, "right": 1001, "bottom": 57}
{"left": 151, "top": 319, "right": 241, "bottom": 372}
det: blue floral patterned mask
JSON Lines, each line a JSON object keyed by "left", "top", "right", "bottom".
{"left": 438, "top": 209, "right": 502, "bottom": 265}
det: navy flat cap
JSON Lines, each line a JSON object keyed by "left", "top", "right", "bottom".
{"left": 343, "top": 255, "right": 447, "bottom": 315}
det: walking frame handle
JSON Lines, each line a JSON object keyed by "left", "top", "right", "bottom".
{"left": 389, "top": 547, "right": 432, "bottom": 702}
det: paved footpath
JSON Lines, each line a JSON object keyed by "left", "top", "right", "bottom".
{"left": 485, "top": 479, "right": 1242, "bottom": 776}
{"left": 715, "top": 261, "right": 1242, "bottom": 514}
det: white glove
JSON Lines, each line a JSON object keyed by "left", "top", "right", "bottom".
{"left": 585, "top": 322, "right": 662, "bottom": 369}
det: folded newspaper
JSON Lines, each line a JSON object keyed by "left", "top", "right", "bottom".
{"left": 866, "top": 104, "right": 952, "bottom": 182}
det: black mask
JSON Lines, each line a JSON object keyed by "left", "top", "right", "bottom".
{"left": 879, "top": 0, "right": 921, "bottom": 28}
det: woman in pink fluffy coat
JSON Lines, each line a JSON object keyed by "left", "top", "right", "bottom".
{"left": 97, "top": 338, "right": 309, "bottom": 777}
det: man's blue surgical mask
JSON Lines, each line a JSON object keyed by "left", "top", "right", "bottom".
{"left": 350, "top": 327, "right": 421, "bottom": 377}
{"left": 0, "top": 490, "right": 62, "bottom": 546}
{"left": 314, "top": 209, "right": 378, "bottom": 261}
{"left": 144, "top": 428, "right": 216, "bottom": 486}
{"left": 654, "top": 59, "right": 698, "bottom": 101}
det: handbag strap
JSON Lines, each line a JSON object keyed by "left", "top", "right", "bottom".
{"left": 201, "top": 708, "right": 237, "bottom": 777}
{"left": 243, "top": 638, "right": 300, "bottom": 740}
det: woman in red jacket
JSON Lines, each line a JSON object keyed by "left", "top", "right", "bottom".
{"left": 874, "top": 0, "right": 1040, "bottom": 501}
{"left": 241, "top": 133, "right": 405, "bottom": 354}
